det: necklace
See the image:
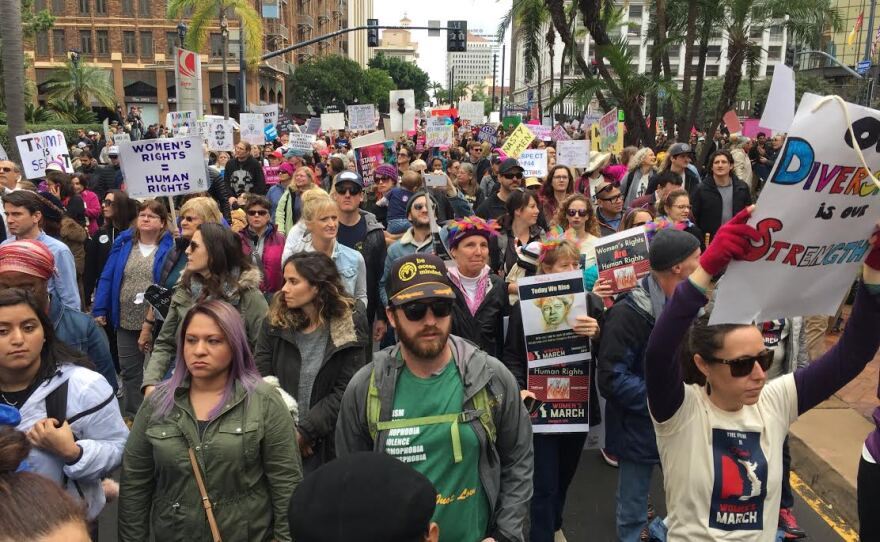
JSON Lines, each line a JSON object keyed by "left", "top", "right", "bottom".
{"left": 0, "top": 391, "right": 20, "bottom": 407}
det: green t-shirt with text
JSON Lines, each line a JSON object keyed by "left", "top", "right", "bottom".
{"left": 387, "top": 361, "right": 490, "bottom": 542}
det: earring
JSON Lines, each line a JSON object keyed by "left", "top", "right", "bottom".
{"left": 706, "top": 381, "right": 712, "bottom": 396}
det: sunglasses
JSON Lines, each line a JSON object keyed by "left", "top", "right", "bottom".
{"left": 503, "top": 173, "right": 524, "bottom": 180}
{"left": 335, "top": 184, "right": 363, "bottom": 196}
{"left": 705, "top": 349, "right": 774, "bottom": 377}
{"left": 101, "top": 199, "right": 114, "bottom": 206}
{"left": 412, "top": 203, "right": 426, "bottom": 211}
{"left": 567, "top": 209, "right": 588, "bottom": 217}
{"left": 375, "top": 175, "right": 392, "bottom": 182}
{"left": 399, "top": 300, "right": 454, "bottom": 321}
{"left": 598, "top": 194, "right": 622, "bottom": 203}
{"left": 181, "top": 215, "right": 198, "bottom": 223}
{"left": 247, "top": 209, "right": 269, "bottom": 217}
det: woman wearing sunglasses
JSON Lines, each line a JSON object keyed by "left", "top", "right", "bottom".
{"left": 238, "top": 195, "right": 286, "bottom": 299}
{"left": 255, "top": 252, "right": 367, "bottom": 471}
{"left": 142, "top": 223, "right": 269, "bottom": 398}
{"left": 644, "top": 209, "right": 880, "bottom": 540}
{"left": 84, "top": 189, "right": 138, "bottom": 309}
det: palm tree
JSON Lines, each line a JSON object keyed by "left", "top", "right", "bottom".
{"left": 167, "top": 0, "right": 263, "bottom": 119}
{"left": 43, "top": 58, "right": 116, "bottom": 109}
{"left": 47, "top": 100, "right": 99, "bottom": 123}
{"left": 546, "top": 24, "right": 556, "bottom": 121}
{"left": 1, "top": 0, "right": 26, "bottom": 161}
{"left": 498, "top": 0, "right": 550, "bottom": 118}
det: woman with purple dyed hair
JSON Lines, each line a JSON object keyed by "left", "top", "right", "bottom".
{"left": 119, "top": 300, "right": 302, "bottom": 542}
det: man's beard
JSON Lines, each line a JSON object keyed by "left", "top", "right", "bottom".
{"left": 394, "top": 316, "right": 450, "bottom": 360}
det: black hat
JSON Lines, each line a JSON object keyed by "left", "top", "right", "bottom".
{"left": 668, "top": 142, "right": 694, "bottom": 157}
{"left": 36, "top": 192, "right": 64, "bottom": 223}
{"left": 385, "top": 253, "right": 455, "bottom": 306}
{"left": 289, "top": 452, "right": 437, "bottom": 542}
{"left": 648, "top": 228, "right": 700, "bottom": 271}
{"left": 498, "top": 157, "right": 524, "bottom": 176}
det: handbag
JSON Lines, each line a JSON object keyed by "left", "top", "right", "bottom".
{"left": 188, "top": 448, "right": 222, "bottom": 542}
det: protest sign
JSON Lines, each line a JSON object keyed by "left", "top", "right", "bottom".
{"left": 556, "top": 140, "right": 590, "bottom": 168}
{"left": 517, "top": 270, "right": 591, "bottom": 368}
{"left": 351, "top": 130, "right": 386, "bottom": 149}
{"left": 431, "top": 108, "right": 458, "bottom": 119}
{"left": 304, "top": 117, "right": 321, "bottom": 135}
{"left": 551, "top": 125, "right": 571, "bottom": 142}
{"left": 102, "top": 118, "right": 111, "bottom": 144}
{"left": 276, "top": 113, "right": 295, "bottom": 135}
{"left": 264, "top": 124, "right": 278, "bottom": 142}
{"left": 425, "top": 117, "right": 453, "bottom": 147}
{"left": 118, "top": 137, "right": 207, "bottom": 197}
{"left": 760, "top": 62, "right": 796, "bottom": 132}
{"left": 251, "top": 104, "right": 279, "bottom": 129}
{"left": 503, "top": 116, "right": 522, "bottom": 130}
{"left": 321, "top": 112, "right": 345, "bottom": 130}
{"left": 16, "top": 130, "right": 72, "bottom": 179}
{"left": 723, "top": 110, "right": 742, "bottom": 133}
{"left": 528, "top": 362, "right": 591, "bottom": 433}
{"left": 239, "top": 113, "right": 265, "bottom": 145}
{"left": 528, "top": 124, "right": 552, "bottom": 141}
{"left": 594, "top": 226, "right": 650, "bottom": 294}
{"left": 166, "top": 111, "right": 196, "bottom": 136}
{"left": 347, "top": 104, "right": 377, "bottom": 131}
{"left": 459, "top": 101, "right": 485, "bottom": 124}
{"left": 583, "top": 111, "right": 603, "bottom": 128}
{"left": 112, "top": 132, "right": 131, "bottom": 145}
{"left": 287, "top": 133, "right": 317, "bottom": 154}
{"left": 598, "top": 108, "right": 620, "bottom": 152}
{"left": 711, "top": 93, "right": 880, "bottom": 324}
{"left": 501, "top": 123, "right": 536, "bottom": 159}
{"left": 477, "top": 125, "right": 498, "bottom": 146}
{"left": 519, "top": 149, "right": 548, "bottom": 178}
{"left": 194, "top": 120, "right": 211, "bottom": 140}
{"left": 206, "top": 119, "right": 234, "bottom": 151}
{"left": 0, "top": 143, "right": 6, "bottom": 160}
{"left": 388, "top": 90, "right": 416, "bottom": 133}
{"left": 354, "top": 140, "right": 396, "bottom": 186}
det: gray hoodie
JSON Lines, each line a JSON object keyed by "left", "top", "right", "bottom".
{"left": 335, "top": 335, "right": 534, "bottom": 542}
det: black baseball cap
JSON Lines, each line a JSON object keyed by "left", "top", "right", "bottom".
{"left": 498, "top": 157, "right": 524, "bottom": 176}
{"left": 668, "top": 142, "right": 694, "bottom": 157}
{"left": 386, "top": 253, "right": 456, "bottom": 306}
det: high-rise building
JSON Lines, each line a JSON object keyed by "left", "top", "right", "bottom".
{"left": 447, "top": 30, "right": 500, "bottom": 88}
{"left": 825, "top": 0, "right": 873, "bottom": 68}
{"left": 373, "top": 14, "right": 419, "bottom": 63}
{"left": 346, "top": 0, "right": 374, "bottom": 67}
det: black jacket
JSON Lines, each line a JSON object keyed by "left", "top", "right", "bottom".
{"left": 225, "top": 156, "right": 266, "bottom": 196}
{"left": 691, "top": 174, "right": 752, "bottom": 241}
{"left": 254, "top": 307, "right": 368, "bottom": 465}
{"left": 645, "top": 166, "right": 700, "bottom": 196}
{"left": 502, "top": 292, "right": 604, "bottom": 427}
{"left": 83, "top": 224, "right": 123, "bottom": 304}
{"left": 450, "top": 273, "right": 508, "bottom": 358}
{"left": 93, "top": 164, "right": 121, "bottom": 200}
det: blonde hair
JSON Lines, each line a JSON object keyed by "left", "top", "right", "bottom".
{"left": 179, "top": 196, "right": 223, "bottom": 224}
{"left": 539, "top": 239, "right": 581, "bottom": 274}
{"left": 410, "top": 159, "right": 428, "bottom": 172}
{"left": 301, "top": 188, "right": 337, "bottom": 222}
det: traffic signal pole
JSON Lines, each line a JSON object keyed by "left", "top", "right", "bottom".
{"left": 262, "top": 25, "right": 464, "bottom": 60}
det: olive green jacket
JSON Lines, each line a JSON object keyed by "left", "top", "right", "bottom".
{"left": 119, "top": 379, "right": 302, "bottom": 541}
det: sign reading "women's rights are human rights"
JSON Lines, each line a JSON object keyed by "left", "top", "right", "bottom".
{"left": 118, "top": 137, "right": 208, "bottom": 198}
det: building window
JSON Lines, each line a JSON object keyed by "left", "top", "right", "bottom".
{"left": 79, "top": 30, "right": 92, "bottom": 54}
{"left": 749, "top": 26, "right": 764, "bottom": 39}
{"left": 707, "top": 45, "right": 721, "bottom": 59}
{"left": 166, "top": 32, "right": 178, "bottom": 56}
{"left": 123, "top": 31, "right": 137, "bottom": 56}
{"left": 140, "top": 31, "right": 154, "bottom": 57}
{"left": 768, "top": 45, "right": 782, "bottom": 60}
{"left": 211, "top": 33, "right": 223, "bottom": 57}
{"left": 52, "top": 29, "right": 65, "bottom": 55}
{"left": 96, "top": 30, "right": 109, "bottom": 55}
{"left": 138, "top": 0, "right": 150, "bottom": 17}
{"left": 769, "top": 26, "right": 783, "bottom": 41}
{"left": 766, "top": 64, "right": 775, "bottom": 77}
{"left": 629, "top": 5, "right": 643, "bottom": 19}
{"left": 35, "top": 31, "right": 49, "bottom": 56}
{"left": 122, "top": 0, "right": 133, "bottom": 15}
{"left": 95, "top": 0, "right": 106, "bottom": 14}
{"left": 79, "top": 0, "right": 89, "bottom": 14}
{"left": 52, "top": 0, "right": 64, "bottom": 12}
{"left": 705, "top": 64, "right": 719, "bottom": 76}
{"left": 669, "top": 45, "right": 680, "bottom": 58}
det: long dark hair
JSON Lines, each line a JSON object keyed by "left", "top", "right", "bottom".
{"left": 0, "top": 289, "right": 91, "bottom": 384}
{"left": 680, "top": 314, "right": 754, "bottom": 387}
{"left": 182, "top": 222, "right": 253, "bottom": 301}
{"left": 269, "top": 252, "right": 355, "bottom": 331}
{"left": 108, "top": 189, "right": 139, "bottom": 231}
{"left": 501, "top": 189, "right": 538, "bottom": 231}
{"left": 540, "top": 165, "right": 574, "bottom": 203}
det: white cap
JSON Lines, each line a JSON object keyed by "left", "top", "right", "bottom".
{"left": 108, "top": 146, "right": 119, "bottom": 156}
{"left": 45, "top": 162, "right": 64, "bottom": 173}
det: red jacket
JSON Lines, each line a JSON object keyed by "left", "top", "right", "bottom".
{"left": 238, "top": 224, "right": 286, "bottom": 294}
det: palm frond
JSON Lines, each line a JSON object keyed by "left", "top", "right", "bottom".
{"left": 183, "top": 2, "right": 217, "bottom": 53}
{"left": 230, "top": 0, "right": 263, "bottom": 69}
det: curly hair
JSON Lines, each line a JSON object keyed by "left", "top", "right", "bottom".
{"left": 555, "top": 193, "right": 600, "bottom": 236}
{"left": 269, "top": 252, "right": 354, "bottom": 331}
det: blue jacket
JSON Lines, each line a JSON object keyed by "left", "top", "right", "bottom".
{"left": 92, "top": 229, "right": 174, "bottom": 329}
{"left": 50, "top": 298, "right": 117, "bottom": 392}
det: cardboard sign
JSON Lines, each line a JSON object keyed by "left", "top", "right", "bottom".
{"left": 760, "top": 63, "right": 796, "bottom": 132}
{"left": 551, "top": 125, "right": 571, "bottom": 142}
{"left": 287, "top": 133, "right": 317, "bottom": 154}
{"left": 459, "top": 101, "right": 485, "bottom": 124}
{"left": 598, "top": 108, "right": 620, "bottom": 152}
{"left": 501, "top": 123, "right": 536, "bottom": 159}
{"left": 206, "top": 119, "right": 234, "bottom": 151}
{"left": 118, "top": 136, "right": 207, "bottom": 197}
{"left": 711, "top": 93, "right": 880, "bottom": 324}
{"left": 517, "top": 270, "right": 591, "bottom": 368}
{"left": 112, "top": 133, "right": 131, "bottom": 145}
{"left": 251, "top": 104, "right": 279, "bottom": 130}
{"left": 594, "top": 226, "right": 650, "bottom": 294}
{"left": 166, "top": 110, "right": 197, "bottom": 136}
{"left": 528, "top": 124, "right": 552, "bottom": 141}
{"left": 16, "top": 130, "right": 72, "bottom": 179}
{"left": 528, "top": 361, "right": 591, "bottom": 433}
{"left": 354, "top": 140, "right": 396, "bottom": 186}
{"left": 347, "top": 104, "right": 377, "bottom": 131}
{"left": 519, "top": 149, "right": 548, "bottom": 178}
{"left": 425, "top": 117, "right": 453, "bottom": 147}
{"left": 194, "top": 120, "right": 211, "bottom": 140}
{"left": 276, "top": 113, "right": 295, "bottom": 135}
{"left": 723, "top": 110, "right": 743, "bottom": 133}
{"left": 321, "top": 112, "right": 345, "bottom": 130}
{"left": 304, "top": 117, "right": 322, "bottom": 135}
{"left": 239, "top": 113, "right": 265, "bottom": 145}
{"left": 351, "top": 130, "right": 386, "bottom": 149}
{"left": 556, "top": 140, "right": 590, "bottom": 169}
{"left": 389, "top": 90, "right": 416, "bottom": 133}
{"left": 477, "top": 125, "right": 498, "bottom": 146}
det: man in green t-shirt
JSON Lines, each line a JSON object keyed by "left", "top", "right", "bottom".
{"left": 337, "top": 253, "right": 534, "bottom": 542}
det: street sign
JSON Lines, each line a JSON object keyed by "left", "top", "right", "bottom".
{"left": 858, "top": 60, "right": 872, "bottom": 75}
{"left": 428, "top": 20, "right": 441, "bottom": 37}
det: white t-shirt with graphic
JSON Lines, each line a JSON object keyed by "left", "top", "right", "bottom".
{"left": 652, "top": 374, "right": 798, "bottom": 541}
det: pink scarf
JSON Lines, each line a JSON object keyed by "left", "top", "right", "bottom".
{"left": 447, "top": 265, "right": 491, "bottom": 316}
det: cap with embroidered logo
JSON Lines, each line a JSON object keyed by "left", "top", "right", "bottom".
{"left": 386, "top": 253, "right": 455, "bottom": 307}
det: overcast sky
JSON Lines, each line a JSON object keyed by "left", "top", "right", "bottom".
{"left": 372, "top": 0, "right": 513, "bottom": 86}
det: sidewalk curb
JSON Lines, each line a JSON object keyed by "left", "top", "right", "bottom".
{"left": 788, "top": 433, "right": 858, "bottom": 530}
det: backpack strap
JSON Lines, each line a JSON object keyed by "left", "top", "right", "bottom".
{"left": 45, "top": 380, "right": 69, "bottom": 427}
{"left": 377, "top": 414, "right": 464, "bottom": 463}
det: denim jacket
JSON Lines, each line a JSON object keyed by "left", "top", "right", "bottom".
{"left": 50, "top": 297, "right": 117, "bottom": 392}
{"left": 329, "top": 240, "right": 367, "bottom": 309}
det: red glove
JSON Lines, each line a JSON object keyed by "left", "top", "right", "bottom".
{"left": 700, "top": 207, "right": 761, "bottom": 276}
{"left": 865, "top": 227, "right": 880, "bottom": 271}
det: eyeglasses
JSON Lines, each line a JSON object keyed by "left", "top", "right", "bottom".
{"left": 399, "top": 300, "right": 454, "bottom": 321}
{"left": 502, "top": 173, "right": 524, "bottom": 180}
{"left": 138, "top": 214, "right": 161, "bottom": 220}
{"left": 101, "top": 199, "right": 114, "bottom": 206}
{"left": 598, "top": 194, "right": 622, "bottom": 203}
{"left": 412, "top": 203, "right": 426, "bottom": 211}
{"left": 705, "top": 349, "right": 774, "bottom": 377}
{"left": 375, "top": 175, "right": 392, "bottom": 182}
{"left": 552, "top": 175, "right": 570, "bottom": 181}
{"left": 335, "top": 184, "right": 362, "bottom": 196}
{"left": 247, "top": 209, "right": 269, "bottom": 217}
{"left": 567, "top": 208, "right": 589, "bottom": 217}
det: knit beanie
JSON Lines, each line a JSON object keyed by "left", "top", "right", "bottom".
{"left": 648, "top": 229, "right": 700, "bottom": 271}
{"left": 374, "top": 163, "right": 398, "bottom": 182}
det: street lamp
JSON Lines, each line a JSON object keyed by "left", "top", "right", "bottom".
{"left": 219, "top": 13, "right": 230, "bottom": 119}
{"left": 177, "top": 22, "right": 188, "bottom": 46}
{"left": 68, "top": 49, "right": 80, "bottom": 67}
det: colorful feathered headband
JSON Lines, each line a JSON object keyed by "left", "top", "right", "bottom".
{"left": 447, "top": 216, "right": 501, "bottom": 248}
{"left": 537, "top": 226, "right": 575, "bottom": 262}
{"left": 643, "top": 218, "right": 686, "bottom": 242}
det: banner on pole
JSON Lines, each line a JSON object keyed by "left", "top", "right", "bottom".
{"left": 174, "top": 47, "right": 203, "bottom": 116}
{"left": 118, "top": 137, "right": 207, "bottom": 197}
{"left": 16, "top": 130, "right": 72, "bottom": 179}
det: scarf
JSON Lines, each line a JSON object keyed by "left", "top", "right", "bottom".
{"left": 447, "top": 265, "right": 491, "bottom": 316}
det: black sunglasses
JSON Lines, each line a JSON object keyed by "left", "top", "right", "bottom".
{"left": 400, "top": 300, "right": 454, "bottom": 321}
{"left": 705, "top": 349, "right": 774, "bottom": 377}
{"left": 101, "top": 199, "right": 113, "bottom": 206}
{"left": 335, "top": 183, "right": 363, "bottom": 196}
{"left": 247, "top": 209, "right": 268, "bottom": 217}
{"left": 567, "top": 209, "right": 588, "bottom": 217}
{"left": 503, "top": 172, "right": 524, "bottom": 180}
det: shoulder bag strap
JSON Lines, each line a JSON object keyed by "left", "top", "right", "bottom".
{"left": 188, "top": 448, "right": 222, "bottom": 542}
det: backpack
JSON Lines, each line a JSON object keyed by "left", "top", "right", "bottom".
{"left": 364, "top": 366, "right": 498, "bottom": 464}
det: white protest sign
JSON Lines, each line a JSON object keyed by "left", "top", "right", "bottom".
{"left": 347, "top": 104, "right": 377, "bottom": 131}
{"left": 251, "top": 104, "right": 279, "bottom": 129}
{"left": 239, "top": 113, "right": 265, "bottom": 145}
{"left": 528, "top": 124, "right": 552, "bottom": 141}
{"left": 556, "top": 140, "right": 590, "bottom": 168}
{"left": 519, "top": 149, "right": 548, "bottom": 178}
{"left": 351, "top": 130, "right": 387, "bottom": 149}
{"left": 304, "top": 117, "right": 322, "bottom": 135}
{"left": 288, "top": 133, "right": 317, "bottom": 154}
{"left": 195, "top": 120, "right": 211, "bottom": 140}
{"left": 711, "top": 93, "right": 880, "bottom": 324}
{"left": 112, "top": 133, "right": 131, "bottom": 145}
{"left": 0, "top": 143, "right": 6, "bottom": 160}
{"left": 551, "top": 125, "right": 571, "bottom": 141}
{"left": 389, "top": 90, "right": 416, "bottom": 133}
{"left": 321, "top": 112, "right": 346, "bottom": 130}
{"left": 459, "top": 101, "right": 485, "bottom": 124}
{"left": 166, "top": 110, "right": 197, "bottom": 136}
{"left": 760, "top": 62, "right": 796, "bottom": 132}
{"left": 102, "top": 118, "right": 111, "bottom": 144}
{"left": 118, "top": 137, "right": 208, "bottom": 197}
{"left": 16, "top": 130, "right": 72, "bottom": 179}
{"left": 425, "top": 117, "right": 453, "bottom": 147}
{"left": 207, "top": 119, "right": 234, "bottom": 151}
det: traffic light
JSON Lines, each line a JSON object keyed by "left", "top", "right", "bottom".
{"left": 367, "top": 19, "right": 379, "bottom": 47}
{"left": 752, "top": 100, "right": 763, "bottom": 118}
{"left": 447, "top": 20, "right": 467, "bottom": 52}
{"left": 397, "top": 97, "right": 406, "bottom": 115}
